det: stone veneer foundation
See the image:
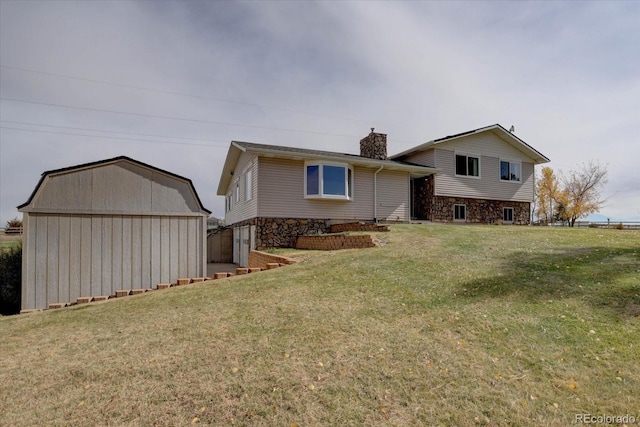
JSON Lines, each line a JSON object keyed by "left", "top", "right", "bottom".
{"left": 232, "top": 217, "right": 331, "bottom": 249}
{"left": 431, "top": 196, "right": 530, "bottom": 224}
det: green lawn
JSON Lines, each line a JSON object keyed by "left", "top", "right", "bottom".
{"left": 1, "top": 224, "right": 638, "bottom": 426}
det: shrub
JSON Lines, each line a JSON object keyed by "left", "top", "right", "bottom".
{"left": 615, "top": 223, "right": 624, "bottom": 230}
{"left": 5, "top": 217, "right": 22, "bottom": 228}
{"left": 0, "top": 243, "right": 21, "bottom": 315}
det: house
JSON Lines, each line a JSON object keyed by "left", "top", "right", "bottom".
{"left": 18, "top": 156, "right": 210, "bottom": 311}
{"left": 217, "top": 124, "right": 549, "bottom": 262}
{"left": 392, "top": 124, "right": 550, "bottom": 224}
{"left": 216, "top": 131, "right": 437, "bottom": 264}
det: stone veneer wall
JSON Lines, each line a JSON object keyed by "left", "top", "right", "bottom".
{"left": 238, "top": 217, "right": 330, "bottom": 249}
{"left": 430, "top": 196, "right": 530, "bottom": 225}
{"left": 411, "top": 176, "right": 434, "bottom": 220}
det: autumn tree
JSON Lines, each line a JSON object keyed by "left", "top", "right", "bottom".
{"left": 561, "top": 161, "right": 608, "bottom": 227}
{"left": 535, "top": 166, "right": 560, "bottom": 224}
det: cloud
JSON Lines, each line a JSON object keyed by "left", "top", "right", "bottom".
{"left": 1, "top": 1, "right": 638, "bottom": 222}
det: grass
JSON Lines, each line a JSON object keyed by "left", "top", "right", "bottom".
{"left": 1, "top": 224, "right": 638, "bottom": 426}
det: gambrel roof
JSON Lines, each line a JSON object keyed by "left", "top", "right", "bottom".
{"left": 19, "top": 156, "right": 210, "bottom": 215}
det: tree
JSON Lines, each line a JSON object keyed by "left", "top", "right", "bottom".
{"left": 535, "top": 166, "right": 560, "bottom": 224}
{"left": 561, "top": 161, "right": 608, "bottom": 227}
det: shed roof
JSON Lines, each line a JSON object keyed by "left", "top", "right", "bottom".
{"left": 19, "top": 156, "right": 211, "bottom": 215}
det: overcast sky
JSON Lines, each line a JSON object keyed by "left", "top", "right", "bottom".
{"left": 1, "top": 0, "right": 638, "bottom": 223}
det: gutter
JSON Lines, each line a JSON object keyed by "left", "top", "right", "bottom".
{"left": 373, "top": 165, "right": 384, "bottom": 222}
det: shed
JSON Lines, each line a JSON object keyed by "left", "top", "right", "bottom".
{"left": 18, "top": 156, "right": 211, "bottom": 311}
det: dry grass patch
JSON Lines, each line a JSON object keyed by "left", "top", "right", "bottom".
{"left": 1, "top": 224, "right": 638, "bottom": 426}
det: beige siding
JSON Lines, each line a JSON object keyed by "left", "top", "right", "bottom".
{"left": 224, "top": 152, "right": 258, "bottom": 225}
{"left": 403, "top": 149, "right": 435, "bottom": 167}
{"left": 434, "top": 131, "right": 535, "bottom": 160}
{"left": 376, "top": 170, "right": 410, "bottom": 221}
{"left": 254, "top": 157, "right": 410, "bottom": 221}
{"left": 434, "top": 148, "right": 535, "bottom": 202}
{"left": 28, "top": 163, "right": 201, "bottom": 214}
{"left": 21, "top": 213, "right": 206, "bottom": 310}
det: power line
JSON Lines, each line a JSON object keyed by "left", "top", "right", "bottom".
{"left": 0, "top": 126, "right": 224, "bottom": 148}
{"left": 0, "top": 120, "right": 226, "bottom": 144}
{"left": 0, "top": 64, "right": 376, "bottom": 127}
{"left": 0, "top": 97, "right": 362, "bottom": 139}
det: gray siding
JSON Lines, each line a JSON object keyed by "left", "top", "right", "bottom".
{"left": 21, "top": 213, "right": 206, "bottom": 310}
{"left": 254, "top": 157, "right": 410, "bottom": 221}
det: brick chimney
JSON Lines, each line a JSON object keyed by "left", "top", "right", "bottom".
{"left": 360, "top": 128, "right": 387, "bottom": 160}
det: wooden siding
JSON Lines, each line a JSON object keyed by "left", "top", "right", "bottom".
{"left": 224, "top": 152, "right": 258, "bottom": 225}
{"left": 434, "top": 148, "right": 535, "bottom": 202}
{"left": 255, "top": 157, "right": 410, "bottom": 221}
{"left": 26, "top": 162, "right": 202, "bottom": 214}
{"left": 21, "top": 213, "right": 206, "bottom": 310}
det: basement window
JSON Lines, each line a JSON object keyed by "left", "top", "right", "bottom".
{"left": 454, "top": 204, "right": 466, "bottom": 221}
{"left": 503, "top": 207, "right": 514, "bottom": 223}
{"left": 305, "top": 161, "right": 353, "bottom": 200}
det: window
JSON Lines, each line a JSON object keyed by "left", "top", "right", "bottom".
{"left": 454, "top": 204, "right": 466, "bottom": 221}
{"left": 226, "top": 194, "right": 232, "bottom": 212}
{"left": 500, "top": 160, "right": 521, "bottom": 182}
{"left": 244, "top": 170, "right": 252, "bottom": 201}
{"left": 304, "top": 161, "right": 354, "bottom": 200}
{"left": 503, "top": 207, "right": 514, "bottom": 223}
{"left": 455, "top": 154, "right": 480, "bottom": 177}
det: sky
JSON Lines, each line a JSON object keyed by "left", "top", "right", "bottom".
{"left": 1, "top": 0, "right": 638, "bottom": 224}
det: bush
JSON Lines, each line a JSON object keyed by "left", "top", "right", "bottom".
{"left": 615, "top": 223, "right": 624, "bottom": 230}
{"left": 0, "top": 244, "right": 21, "bottom": 315}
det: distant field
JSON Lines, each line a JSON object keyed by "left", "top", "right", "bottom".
{"left": 0, "top": 224, "right": 638, "bottom": 426}
{"left": 0, "top": 233, "right": 21, "bottom": 252}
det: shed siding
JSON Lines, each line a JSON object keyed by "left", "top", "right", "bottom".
{"left": 256, "top": 157, "right": 381, "bottom": 221}
{"left": 21, "top": 213, "right": 206, "bottom": 310}
{"left": 434, "top": 149, "right": 534, "bottom": 202}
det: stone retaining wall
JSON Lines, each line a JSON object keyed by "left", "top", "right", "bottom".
{"left": 329, "top": 222, "right": 390, "bottom": 233}
{"left": 296, "top": 234, "right": 375, "bottom": 250}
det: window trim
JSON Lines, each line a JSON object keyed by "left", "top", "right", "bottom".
{"left": 503, "top": 207, "right": 514, "bottom": 223}
{"left": 304, "top": 161, "right": 354, "bottom": 200}
{"left": 454, "top": 204, "right": 466, "bottom": 222}
{"left": 500, "top": 159, "right": 522, "bottom": 183}
{"left": 454, "top": 152, "right": 481, "bottom": 179}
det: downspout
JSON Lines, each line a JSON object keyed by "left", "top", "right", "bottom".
{"left": 373, "top": 165, "right": 383, "bottom": 222}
